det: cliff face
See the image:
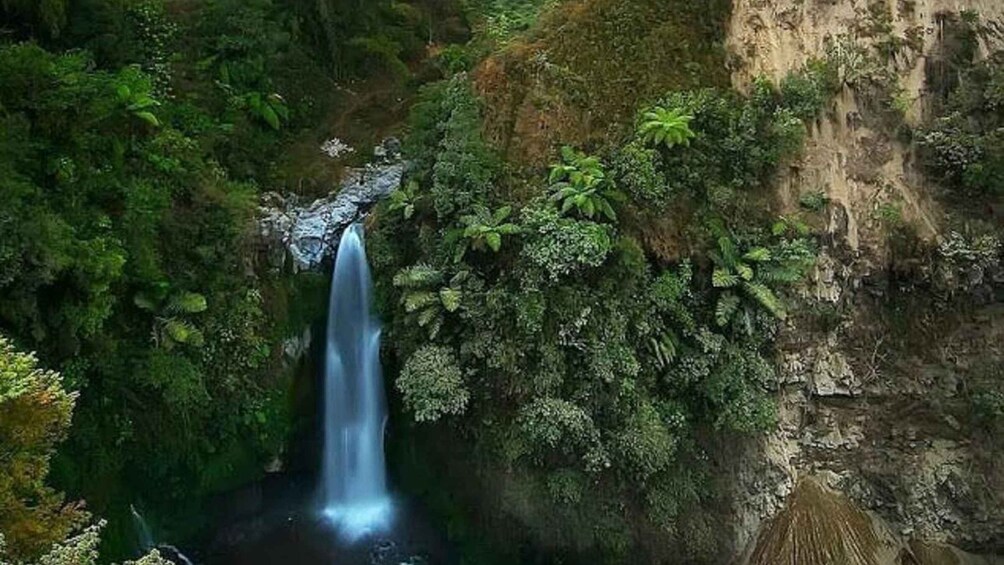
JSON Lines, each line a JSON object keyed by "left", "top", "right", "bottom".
{"left": 725, "top": 1, "right": 1004, "bottom": 561}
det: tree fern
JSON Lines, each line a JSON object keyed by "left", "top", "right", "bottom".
{"left": 457, "top": 205, "right": 521, "bottom": 260}
{"left": 743, "top": 282, "right": 786, "bottom": 320}
{"left": 548, "top": 147, "right": 623, "bottom": 222}
{"left": 394, "top": 265, "right": 470, "bottom": 339}
{"left": 712, "top": 268, "right": 739, "bottom": 288}
{"left": 715, "top": 293, "right": 741, "bottom": 327}
{"left": 404, "top": 291, "right": 440, "bottom": 313}
{"left": 393, "top": 264, "right": 444, "bottom": 288}
{"left": 167, "top": 291, "right": 208, "bottom": 314}
{"left": 639, "top": 106, "right": 696, "bottom": 149}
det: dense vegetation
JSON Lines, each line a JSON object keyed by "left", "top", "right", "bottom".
{"left": 371, "top": 58, "right": 832, "bottom": 560}
{"left": 0, "top": 0, "right": 447, "bottom": 559}
{"left": 2, "top": 0, "right": 1003, "bottom": 563}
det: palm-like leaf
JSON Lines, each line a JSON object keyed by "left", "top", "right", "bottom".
{"left": 743, "top": 282, "right": 786, "bottom": 320}
{"left": 715, "top": 292, "right": 741, "bottom": 327}
{"left": 394, "top": 264, "right": 444, "bottom": 288}
{"left": 639, "top": 106, "right": 696, "bottom": 148}
{"left": 712, "top": 268, "right": 740, "bottom": 288}
{"left": 404, "top": 291, "right": 439, "bottom": 313}
{"left": 167, "top": 292, "right": 208, "bottom": 314}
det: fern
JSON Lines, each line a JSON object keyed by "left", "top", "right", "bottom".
{"left": 639, "top": 106, "right": 696, "bottom": 149}
{"left": 134, "top": 287, "right": 207, "bottom": 349}
{"left": 743, "top": 282, "right": 786, "bottom": 320}
{"left": 743, "top": 247, "right": 771, "bottom": 262}
{"left": 548, "top": 147, "right": 624, "bottom": 222}
{"left": 167, "top": 292, "right": 208, "bottom": 314}
{"left": 404, "top": 291, "right": 440, "bottom": 313}
{"left": 712, "top": 268, "right": 739, "bottom": 288}
{"left": 649, "top": 331, "right": 679, "bottom": 370}
{"left": 715, "top": 293, "right": 741, "bottom": 327}
{"left": 457, "top": 205, "right": 521, "bottom": 260}
{"left": 394, "top": 265, "right": 470, "bottom": 339}
{"left": 393, "top": 264, "right": 444, "bottom": 288}
{"left": 388, "top": 180, "right": 419, "bottom": 220}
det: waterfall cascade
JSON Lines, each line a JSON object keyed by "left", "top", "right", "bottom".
{"left": 130, "top": 505, "right": 154, "bottom": 552}
{"left": 130, "top": 505, "right": 194, "bottom": 565}
{"left": 320, "top": 222, "right": 393, "bottom": 540}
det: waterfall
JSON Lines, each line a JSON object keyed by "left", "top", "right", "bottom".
{"left": 319, "top": 222, "right": 393, "bottom": 541}
{"left": 130, "top": 505, "right": 154, "bottom": 552}
{"left": 130, "top": 505, "right": 195, "bottom": 564}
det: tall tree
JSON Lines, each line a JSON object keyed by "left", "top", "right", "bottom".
{"left": 0, "top": 336, "right": 85, "bottom": 560}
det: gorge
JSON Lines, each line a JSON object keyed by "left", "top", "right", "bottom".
{"left": 1, "top": 1, "right": 1003, "bottom": 564}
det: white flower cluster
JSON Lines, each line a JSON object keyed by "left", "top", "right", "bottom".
{"left": 320, "top": 137, "right": 355, "bottom": 159}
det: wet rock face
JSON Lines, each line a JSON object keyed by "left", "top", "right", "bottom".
{"left": 259, "top": 138, "right": 404, "bottom": 271}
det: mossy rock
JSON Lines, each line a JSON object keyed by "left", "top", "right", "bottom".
{"left": 473, "top": 0, "right": 731, "bottom": 166}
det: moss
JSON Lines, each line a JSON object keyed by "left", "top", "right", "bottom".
{"left": 473, "top": 0, "right": 731, "bottom": 166}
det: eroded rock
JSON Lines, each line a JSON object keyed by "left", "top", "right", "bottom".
{"left": 259, "top": 138, "right": 404, "bottom": 271}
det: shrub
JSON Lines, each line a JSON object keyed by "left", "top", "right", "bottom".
{"left": 611, "top": 141, "right": 669, "bottom": 206}
{"left": 0, "top": 336, "right": 84, "bottom": 559}
{"left": 520, "top": 205, "right": 615, "bottom": 281}
{"left": 397, "top": 345, "right": 469, "bottom": 422}
{"left": 638, "top": 106, "right": 696, "bottom": 148}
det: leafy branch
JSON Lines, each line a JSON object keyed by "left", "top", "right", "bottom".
{"left": 548, "top": 146, "right": 625, "bottom": 221}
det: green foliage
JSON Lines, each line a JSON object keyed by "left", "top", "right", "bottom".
{"left": 456, "top": 205, "right": 521, "bottom": 260}
{"left": 0, "top": 8, "right": 305, "bottom": 555}
{"left": 520, "top": 205, "right": 615, "bottom": 281}
{"left": 0, "top": 337, "right": 84, "bottom": 560}
{"left": 387, "top": 180, "right": 420, "bottom": 220}
{"left": 464, "top": 0, "right": 557, "bottom": 45}
{"left": 918, "top": 51, "right": 1004, "bottom": 197}
{"left": 242, "top": 92, "right": 289, "bottom": 131}
{"left": 933, "top": 230, "right": 1002, "bottom": 296}
{"left": 134, "top": 287, "right": 209, "bottom": 350}
{"left": 406, "top": 77, "right": 497, "bottom": 220}
{"left": 611, "top": 141, "right": 669, "bottom": 206}
{"left": 638, "top": 106, "right": 696, "bottom": 149}
{"left": 778, "top": 60, "right": 835, "bottom": 121}
{"left": 2, "top": 520, "right": 171, "bottom": 565}
{"left": 799, "top": 190, "right": 830, "bottom": 212}
{"left": 548, "top": 147, "right": 624, "bottom": 221}
{"left": 305, "top": 0, "right": 428, "bottom": 80}
{"left": 644, "top": 81, "right": 814, "bottom": 218}
{"left": 708, "top": 231, "right": 815, "bottom": 324}
{"left": 397, "top": 345, "right": 469, "bottom": 422}
{"left": 375, "top": 61, "right": 824, "bottom": 558}
{"left": 393, "top": 265, "right": 469, "bottom": 339}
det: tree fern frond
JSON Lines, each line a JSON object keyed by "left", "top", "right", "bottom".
{"left": 712, "top": 268, "right": 739, "bottom": 288}
{"left": 715, "top": 293, "right": 741, "bottom": 327}
{"left": 439, "top": 288, "right": 463, "bottom": 312}
{"left": 404, "top": 291, "right": 440, "bottom": 313}
{"left": 394, "top": 264, "right": 444, "bottom": 288}
{"left": 416, "top": 306, "right": 441, "bottom": 328}
{"left": 743, "top": 282, "right": 787, "bottom": 319}
{"left": 743, "top": 247, "right": 771, "bottom": 262}
{"left": 167, "top": 292, "right": 207, "bottom": 315}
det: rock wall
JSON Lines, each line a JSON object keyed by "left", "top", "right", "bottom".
{"left": 258, "top": 138, "right": 404, "bottom": 271}
{"left": 725, "top": 0, "right": 1004, "bottom": 562}
{"left": 730, "top": 0, "right": 1004, "bottom": 256}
